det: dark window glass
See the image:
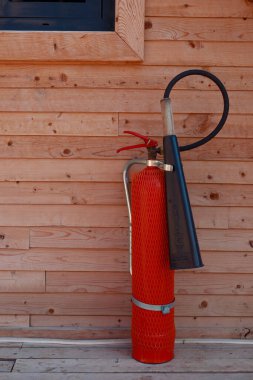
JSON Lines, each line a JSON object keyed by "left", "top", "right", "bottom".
{"left": 0, "top": 0, "right": 115, "bottom": 31}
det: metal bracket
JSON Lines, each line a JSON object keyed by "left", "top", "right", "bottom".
{"left": 132, "top": 295, "right": 175, "bottom": 315}
{"left": 147, "top": 160, "right": 174, "bottom": 172}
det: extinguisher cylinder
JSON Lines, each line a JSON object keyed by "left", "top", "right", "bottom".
{"left": 131, "top": 166, "right": 175, "bottom": 364}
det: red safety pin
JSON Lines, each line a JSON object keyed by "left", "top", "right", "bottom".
{"left": 116, "top": 130, "right": 158, "bottom": 153}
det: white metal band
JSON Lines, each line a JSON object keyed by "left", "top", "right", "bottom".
{"left": 132, "top": 295, "right": 175, "bottom": 315}
{"left": 147, "top": 160, "right": 173, "bottom": 172}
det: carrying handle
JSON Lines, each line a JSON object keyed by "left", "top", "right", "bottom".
{"left": 163, "top": 69, "right": 230, "bottom": 152}
{"left": 123, "top": 159, "right": 147, "bottom": 275}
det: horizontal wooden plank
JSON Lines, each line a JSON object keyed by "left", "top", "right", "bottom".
{"left": 145, "top": 17, "right": 253, "bottom": 41}
{"left": 2, "top": 374, "right": 250, "bottom": 380}
{"left": 5, "top": 346, "right": 132, "bottom": 360}
{"left": 229, "top": 208, "right": 253, "bottom": 229}
{"left": 0, "top": 182, "right": 125, "bottom": 205}
{"left": 1, "top": 374, "right": 252, "bottom": 380}
{"left": 46, "top": 271, "right": 253, "bottom": 295}
{"left": 30, "top": 228, "right": 128, "bottom": 249}
{"left": 176, "top": 327, "right": 253, "bottom": 340}
{"left": 188, "top": 184, "right": 253, "bottom": 207}
{"left": 195, "top": 251, "right": 253, "bottom": 273}
{"left": 176, "top": 315, "right": 252, "bottom": 337}
{"left": 0, "top": 271, "right": 45, "bottom": 292}
{"left": 0, "top": 249, "right": 129, "bottom": 272}
{"left": 0, "top": 136, "right": 252, "bottom": 161}
{"left": 3, "top": 343, "right": 252, "bottom": 360}
{"left": 0, "top": 228, "right": 29, "bottom": 250}
{"left": 176, "top": 295, "right": 253, "bottom": 317}
{"left": 0, "top": 327, "right": 129, "bottom": 340}
{"left": 175, "top": 273, "right": 253, "bottom": 295}
{"left": 31, "top": 224, "right": 243, "bottom": 252}
{"left": 0, "top": 182, "right": 251, "bottom": 207}
{"left": 0, "top": 113, "right": 118, "bottom": 136}
{"left": 0, "top": 205, "right": 128, "bottom": 227}
{"left": 119, "top": 113, "right": 253, "bottom": 138}
{"left": 0, "top": 360, "right": 14, "bottom": 372}
{"left": 11, "top": 355, "right": 253, "bottom": 373}
{"left": 145, "top": 41, "right": 253, "bottom": 67}
{"left": 183, "top": 162, "right": 253, "bottom": 184}
{"left": 0, "top": 315, "right": 29, "bottom": 327}
{"left": 0, "top": 249, "right": 252, "bottom": 273}
{"left": 30, "top": 314, "right": 253, "bottom": 340}
{"left": 45, "top": 272, "right": 130, "bottom": 294}
{"left": 0, "top": 294, "right": 252, "bottom": 317}
{"left": 0, "top": 65, "right": 253, "bottom": 91}
{"left": 0, "top": 323, "right": 251, "bottom": 341}
{"left": 146, "top": 0, "right": 253, "bottom": 18}
{"left": 31, "top": 315, "right": 130, "bottom": 328}
{"left": 0, "top": 159, "right": 251, "bottom": 184}
{"left": 119, "top": 137, "right": 253, "bottom": 161}
{"left": 198, "top": 229, "right": 253, "bottom": 252}
{"left": 0, "top": 159, "right": 123, "bottom": 182}
{"left": 0, "top": 88, "right": 252, "bottom": 114}
{"left": 0, "top": 294, "right": 131, "bottom": 316}
{"left": 0, "top": 205, "right": 230, "bottom": 228}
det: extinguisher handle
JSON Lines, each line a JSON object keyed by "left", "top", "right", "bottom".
{"left": 116, "top": 130, "right": 158, "bottom": 153}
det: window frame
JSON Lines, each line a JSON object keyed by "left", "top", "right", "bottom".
{"left": 0, "top": 0, "right": 145, "bottom": 62}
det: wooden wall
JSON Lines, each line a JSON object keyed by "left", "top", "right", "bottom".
{"left": 0, "top": 0, "right": 252, "bottom": 340}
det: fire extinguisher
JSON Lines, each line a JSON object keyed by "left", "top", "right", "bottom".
{"left": 117, "top": 70, "right": 229, "bottom": 364}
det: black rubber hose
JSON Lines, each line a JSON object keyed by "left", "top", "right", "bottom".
{"left": 164, "top": 69, "right": 230, "bottom": 152}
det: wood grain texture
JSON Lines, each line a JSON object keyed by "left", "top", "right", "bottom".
{"left": 0, "top": 65, "right": 252, "bottom": 90}
{"left": 145, "top": 41, "right": 253, "bottom": 67}
{"left": 0, "top": 136, "right": 252, "bottom": 161}
{"left": 0, "top": 0, "right": 252, "bottom": 339}
{"left": 10, "top": 355, "right": 253, "bottom": 373}
{"left": 0, "top": 113, "right": 118, "bottom": 136}
{"left": 46, "top": 272, "right": 131, "bottom": 294}
{"left": 0, "top": 33, "right": 139, "bottom": 63}
{"left": 0, "top": 315, "right": 29, "bottom": 327}
{"left": 116, "top": 0, "right": 145, "bottom": 59}
{"left": 0, "top": 204, "right": 242, "bottom": 228}
{"left": 46, "top": 271, "right": 253, "bottom": 295}
{"left": 119, "top": 113, "right": 253, "bottom": 138}
{"left": 0, "top": 182, "right": 251, "bottom": 207}
{"left": 146, "top": 0, "right": 253, "bottom": 18}
{"left": 0, "top": 160, "right": 251, "bottom": 184}
{"left": 0, "top": 249, "right": 129, "bottom": 272}
{"left": 0, "top": 271, "right": 45, "bottom": 292}
{"left": 30, "top": 227, "right": 128, "bottom": 249}
{"left": 0, "top": 182, "right": 125, "bottom": 205}
{"left": 175, "top": 273, "right": 253, "bottom": 295}
{"left": 2, "top": 249, "right": 252, "bottom": 273}
{"left": 0, "top": 0, "right": 145, "bottom": 62}
{"left": 198, "top": 229, "right": 253, "bottom": 252}
{"left": 145, "top": 17, "right": 253, "bottom": 41}
{"left": 0, "top": 374, "right": 251, "bottom": 380}
{"left": 30, "top": 315, "right": 131, "bottom": 328}
{"left": 0, "top": 227, "right": 29, "bottom": 249}
{"left": 0, "top": 294, "right": 252, "bottom": 317}
{"left": 0, "top": 89, "right": 252, "bottom": 113}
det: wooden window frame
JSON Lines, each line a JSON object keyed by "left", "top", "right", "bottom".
{"left": 0, "top": 0, "right": 145, "bottom": 62}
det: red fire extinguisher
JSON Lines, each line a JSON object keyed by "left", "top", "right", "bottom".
{"left": 117, "top": 131, "right": 175, "bottom": 364}
{"left": 117, "top": 70, "right": 229, "bottom": 364}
